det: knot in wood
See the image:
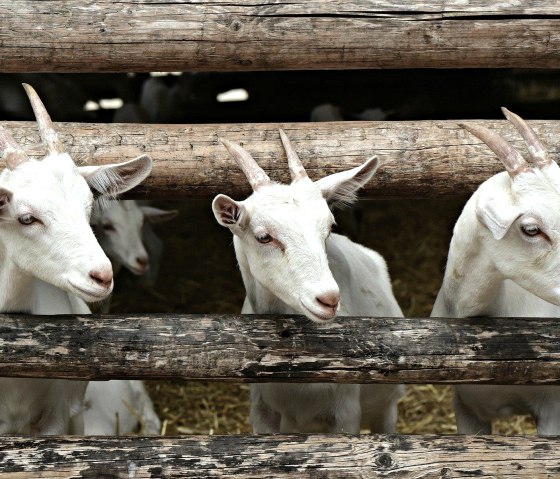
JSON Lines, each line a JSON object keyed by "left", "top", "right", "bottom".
{"left": 375, "top": 452, "right": 394, "bottom": 469}
{"left": 279, "top": 328, "right": 292, "bottom": 339}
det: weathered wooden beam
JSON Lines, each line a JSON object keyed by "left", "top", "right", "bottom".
{"left": 3, "top": 119, "right": 560, "bottom": 198}
{"left": 1, "top": 314, "right": 559, "bottom": 384}
{"left": 2, "top": 1, "right": 560, "bottom": 72}
{"left": 0, "top": 434, "right": 559, "bottom": 477}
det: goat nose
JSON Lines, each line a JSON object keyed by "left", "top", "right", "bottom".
{"left": 136, "top": 257, "right": 149, "bottom": 269}
{"left": 316, "top": 291, "right": 340, "bottom": 309}
{"left": 89, "top": 268, "right": 113, "bottom": 288}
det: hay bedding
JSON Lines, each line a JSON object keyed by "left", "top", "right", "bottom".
{"left": 112, "top": 198, "right": 536, "bottom": 436}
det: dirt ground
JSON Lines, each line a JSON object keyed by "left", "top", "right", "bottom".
{"left": 109, "top": 197, "right": 536, "bottom": 436}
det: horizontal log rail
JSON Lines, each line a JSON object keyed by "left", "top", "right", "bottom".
{"left": 3, "top": 1, "right": 560, "bottom": 72}
{"left": 3, "top": 119, "right": 560, "bottom": 199}
{"left": 0, "top": 434, "right": 559, "bottom": 477}
{"left": 1, "top": 313, "right": 559, "bottom": 384}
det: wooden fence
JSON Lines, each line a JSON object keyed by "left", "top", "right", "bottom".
{"left": 2, "top": 1, "right": 560, "bottom": 72}
{"left": 2, "top": 1, "right": 560, "bottom": 478}
{"left": 4, "top": 119, "right": 560, "bottom": 198}
{"left": 1, "top": 314, "right": 560, "bottom": 384}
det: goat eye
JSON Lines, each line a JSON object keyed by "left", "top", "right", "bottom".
{"left": 256, "top": 233, "right": 273, "bottom": 244}
{"left": 521, "top": 224, "right": 541, "bottom": 237}
{"left": 18, "top": 214, "right": 38, "bottom": 226}
{"left": 103, "top": 223, "right": 116, "bottom": 232}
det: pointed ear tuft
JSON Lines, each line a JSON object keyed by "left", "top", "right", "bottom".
{"left": 140, "top": 206, "right": 179, "bottom": 224}
{"left": 78, "top": 154, "right": 153, "bottom": 199}
{"left": 476, "top": 194, "right": 520, "bottom": 240}
{"left": 315, "top": 156, "right": 380, "bottom": 207}
{"left": 212, "top": 194, "right": 245, "bottom": 228}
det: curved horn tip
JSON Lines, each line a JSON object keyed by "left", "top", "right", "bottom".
{"left": 219, "top": 138, "right": 243, "bottom": 156}
{"left": 500, "top": 106, "right": 519, "bottom": 122}
{"left": 22, "top": 82, "right": 64, "bottom": 155}
{"left": 22, "top": 83, "right": 34, "bottom": 93}
{"left": 278, "top": 128, "right": 308, "bottom": 183}
{"left": 278, "top": 129, "right": 295, "bottom": 148}
{"left": 22, "top": 83, "right": 40, "bottom": 101}
{"left": 458, "top": 122, "right": 491, "bottom": 137}
{"left": 458, "top": 122, "right": 475, "bottom": 133}
{"left": 219, "top": 137, "right": 237, "bottom": 149}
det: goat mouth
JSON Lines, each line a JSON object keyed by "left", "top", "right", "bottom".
{"left": 300, "top": 299, "right": 337, "bottom": 322}
{"left": 127, "top": 265, "right": 148, "bottom": 276}
{"left": 68, "top": 281, "right": 111, "bottom": 301}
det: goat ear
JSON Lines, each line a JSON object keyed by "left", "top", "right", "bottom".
{"left": 476, "top": 194, "right": 520, "bottom": 240}
{"left": 140, "top": 206, "right": 179, "bottom": 224}
{"left": 212, "top": 194, "right": 246, "bottom": 229}
{"left": 315, "top": 156, "right": 379, "bottom": 206}
{"left": 78, "top": 154, "right": 153, "bottom": 198}
{"left": 0, "top": 187, "right": 12, "bottom": 216}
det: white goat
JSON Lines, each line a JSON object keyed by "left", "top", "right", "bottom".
{"left": 93, "top": 200, "right": 177, "bottom": 278}
{"left": 432, "top": 108, "right": 560, "bottom": 435}
{"left": 89, "top": 200, "right": 175, "bottom": 430}
{"left": 0, "top": 84, "right": 152, "bottom": 435}
{"left": 83, "top": 380, "right": 160, "bottom": 435}
{"left": 212, "top": 131, "right": 404, "bottom": 433}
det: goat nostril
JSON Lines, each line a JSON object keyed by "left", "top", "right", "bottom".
{"left": 316, "top": 292, "right": 340, "bottom": 309}
{"left": 136, "top": 257, "right": 149, "bottom": 268}
{"left": 89, "top": 270, "right": 113, "bottom": 288}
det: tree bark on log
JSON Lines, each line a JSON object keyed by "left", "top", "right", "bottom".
{"left": 2, "top": 119, "right": 558, "bottom": 198}
{"left": 0, "top": 434, "right": 559, "bottom": 477}
{"left": 1, "top": 314, "right": 559, "bottom": 384}
{"left": 2, "top": 1, "right": 560, "bottom": 72}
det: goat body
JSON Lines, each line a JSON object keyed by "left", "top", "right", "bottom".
{"left": 433, "top": 110, "right": 560, "bottom": 435}
{"left": 84, "top": 380, "right": 160, "bottom": 436}
{"left": 0, "top": 84, "right": 153, "bottom": 435}
{"left": 244, "top": 235, "right": 404, "bottom": 433}
{"left": 0, "top": 266, "right": 91, "bottom": 434}
{"left": 213, "top": 131, "right": 404, "bottom": 433}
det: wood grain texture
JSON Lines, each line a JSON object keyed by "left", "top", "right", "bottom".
{"left": 3, "top": 119, "right": 559, "bottom": 199}
{"left": 1, "top": 314, "right": 559, "bottom": 384}
{"left": 0, "top": 434, "right": 559, "bottom": 477}
{"left": 2, "top": 1, "right": 560, "bottom": 72}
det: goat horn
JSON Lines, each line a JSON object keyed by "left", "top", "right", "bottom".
{"left": 279, "top": 129, "right": 308, "bottom": 182}
{"left": 501, "top": 107, "right": 552, "bottom": 169}
{"left": 22, "top": 83, "right": 63, "bottom": 155}
{"left": 0, "top": 126, "right": 29, "bottom": 170}
{"left": 460, "top": 122, "right": 529, "bottom": 179}
{"left": 220, "top": 138, "right": 271, "bottom": 191}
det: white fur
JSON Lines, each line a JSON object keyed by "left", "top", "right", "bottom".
{"left": 84, "top": 380, "right": 160, "bottom": 435}
{"left": 93, "top": 200, "right": 177, "bottom": 277}
{"left": 432, "top": 164, "right": 560, "bottom": 435}
{"left": 0, "top": 138, "right": 152, "bottom": 434}
{"left": 92, "top": 200, "right": 177, "bottom": 313}
{"left": 213, "top": 148, "right": 404, "bottom": 434}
